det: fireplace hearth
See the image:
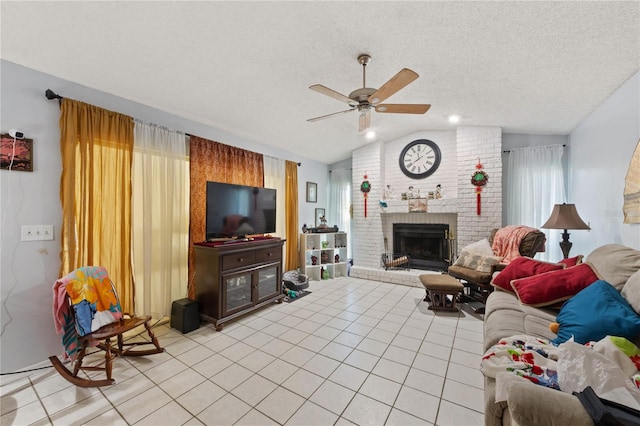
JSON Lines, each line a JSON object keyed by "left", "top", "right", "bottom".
{"left": 393, "top": 223, "right": 450, "bottom": 271}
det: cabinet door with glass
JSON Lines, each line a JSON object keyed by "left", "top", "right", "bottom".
{"left": 221, "top": 271, "right": 254, "bottom": 316}
{"left": 256, "top": 264, "right": 281, "bottom": 303}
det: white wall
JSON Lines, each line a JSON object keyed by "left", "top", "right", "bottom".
{"left": 0, "top": 60, "right": 329, "bottom": 373}
{"left": 568, "top": 71, "right": 640, "bottom": 253}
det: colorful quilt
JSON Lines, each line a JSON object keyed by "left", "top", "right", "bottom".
{"left": 481, "top": 334, "right": 640, "bottom": 407}
{"left": 52, "top": 266, "right": 123, "bottom": 359}
{"left": 481, "top": 335, "right": 561, "bottom": 390}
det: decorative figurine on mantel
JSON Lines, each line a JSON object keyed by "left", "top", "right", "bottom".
{"left": 384, "top": 184, "right": 394, "bottom": 200}
{"left": 407, "top": 186, "right": 415, "bottom": 199}
{"left": 435, "top": 184, "right": 444, "bottom": 199}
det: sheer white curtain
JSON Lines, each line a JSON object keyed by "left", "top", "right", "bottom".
{"left": 263, "top": 156, "right": 286, "bottom": 239}
{"left": 328, "top": 168, "right": 352, "bottom": 258}
{"left": 506, "top": 145, "right": 566, "bottom": 261}
{"left": 132, "top": 121, "right": 189, "bottom": 319}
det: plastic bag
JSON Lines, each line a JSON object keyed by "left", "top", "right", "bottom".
{"left": 558, "top": 340, "right": 640, "bottom": 410}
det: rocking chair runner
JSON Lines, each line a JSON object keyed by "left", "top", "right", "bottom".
{"left": 49, "top": 266, "right": 164, "bottom": 387}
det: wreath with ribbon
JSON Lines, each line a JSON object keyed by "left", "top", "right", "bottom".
{"left": 471, "top": 160, "right": 488, "bottom": 215}
{"left": 361, "top": 175, "right": 371, "bottom": 218}
{"left": 471, "top": 170, "right": 489, "bottom": 187}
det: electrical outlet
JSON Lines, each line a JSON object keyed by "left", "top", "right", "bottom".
{"left": 21, "top": 225, "right": 54, "bottom": 241}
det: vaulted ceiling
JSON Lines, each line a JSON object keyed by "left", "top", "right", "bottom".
{"left": 1, "top": 1, "right": 638, "bottom": 164}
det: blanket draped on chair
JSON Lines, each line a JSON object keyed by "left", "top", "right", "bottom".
{"left": 52, "top": 266, "right": 123, "bottom": 359}
{"left": 492, "top": 225, "right": 540, "bottom": 263}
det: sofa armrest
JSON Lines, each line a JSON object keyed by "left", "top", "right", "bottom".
{"left": 492, "top": 263, "right": 507, "bottom": 273}
{"left": 506, "top": 382, "right": 593, "bottom": 426}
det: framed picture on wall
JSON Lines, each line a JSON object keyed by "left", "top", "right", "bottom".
{"left": 1, "top": 134, "right": 33, "bottom": 172}
{"left": 306, "top": 182, "right": 317, "bottom": 203}
{"left": 315, "top": 208, "right": 325, "bottom": 227}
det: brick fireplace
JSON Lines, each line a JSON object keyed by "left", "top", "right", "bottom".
{"left": 350, "top": 127, "right": 503, "bottom": 285}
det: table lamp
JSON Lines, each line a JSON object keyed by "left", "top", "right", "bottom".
{"left": 542, "top": 203, "right": 590, "bottom": 258}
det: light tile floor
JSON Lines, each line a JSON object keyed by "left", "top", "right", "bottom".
{"left": 1, "top": 276, "right": 485, "bottom": 425}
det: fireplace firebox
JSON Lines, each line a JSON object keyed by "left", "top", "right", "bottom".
{"left": 393, "top": 223, "right": 450, "bottom": 271}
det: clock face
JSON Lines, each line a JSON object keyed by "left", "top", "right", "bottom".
{"left": 399, "top": 139, "right": 442, "bottom": 179}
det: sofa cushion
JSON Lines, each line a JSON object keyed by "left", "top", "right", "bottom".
{"left": 510, "top": 262, "right": 600, "bottom": 307}
{"left": 622, "top": 269, "right": 640, "bottom": 314}
{"left": 483, "top": 291, "right": 558, "bottom": 351}
{"left": 491, "top": 257, "right": 565, "bottom": 293}
{"left": 587, "top": 244, "right": 640, "bottom": 290}
{"left": 462, "top": 238, "right": 495, "bottom": 256}
{"left": 551, "top": 280, "right": 640, "bottom": 345}
{"left": 506, "top": 381, "right": 592, "bottom": 425}
{"left": 452, "top": 250, "right": 503, "bottom": 273}
{"left": 448, "top": 264, "right": 493, "bottom": 284}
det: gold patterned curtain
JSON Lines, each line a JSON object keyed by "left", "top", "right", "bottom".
{"left": 285, "top": 160, "right": 299, "bottom": 271}
{"left": 188, "top": 136, "right": 264, "bottom": 297}
{"left": 59, "top": 99, "right": 135, "bottom": 312}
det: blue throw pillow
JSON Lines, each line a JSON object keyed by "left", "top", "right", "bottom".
{"left": 551, "top": 280, "right": 640, "bottom": 345}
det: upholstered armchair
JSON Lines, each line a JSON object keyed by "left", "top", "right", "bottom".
{"left": 448, "top": 227, "right": 546, "bottom": 310}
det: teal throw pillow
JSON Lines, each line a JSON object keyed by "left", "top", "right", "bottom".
{"left": 551, "top": 280, "right": 640, "bottom": 345}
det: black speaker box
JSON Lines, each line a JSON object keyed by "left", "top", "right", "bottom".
{"left": 170, "top": 298, "right": 200, "bottom": 334}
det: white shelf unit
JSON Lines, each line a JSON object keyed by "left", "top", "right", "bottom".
{"left": 299, "top": 232, "right": 348, "bottom": 281}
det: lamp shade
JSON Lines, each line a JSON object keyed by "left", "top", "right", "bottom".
{"left": 542, "top": 203, "right": 590, "bottom": 230}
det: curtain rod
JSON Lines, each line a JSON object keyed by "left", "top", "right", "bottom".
{"left": 45, "top": 89, "right": 302, "bottom": 166}
{"left": 503, "top": 144, "right": 566, "bottom": 153}
{"left": 45, "top": 89, "right": 63, "bottom": 106}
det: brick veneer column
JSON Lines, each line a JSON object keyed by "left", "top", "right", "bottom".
{"left": 456, "top": 126, "right": 502, "bottom": 251}
{"left": 351, "top": 142, "right": 384, "bottom": 268}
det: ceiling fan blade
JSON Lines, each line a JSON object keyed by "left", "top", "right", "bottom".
{"left": 368, "top": 68, "right": 419, "bottom": 105}
{"left": 307, "top": 108, "right": 356, "bottom": 122}
{"left": 359, "top": 110, "right": 371, "bottom": 132}
{"left": 375, "top": 104, "right": 431, "bottom": 114}
{"left": 309, "top": 84, "right": 357, "bottom": 106}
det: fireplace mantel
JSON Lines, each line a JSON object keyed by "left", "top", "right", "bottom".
{"left": 380, "top": 198, "right": 459, "bottom": 214}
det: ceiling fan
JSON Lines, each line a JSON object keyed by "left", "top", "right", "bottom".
{"left": 307, "top": 54, "right": 431, "bottom": 132}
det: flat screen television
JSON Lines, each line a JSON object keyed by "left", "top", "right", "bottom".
{"left": 206, "top": 181, "right": 277, "bottom": 239}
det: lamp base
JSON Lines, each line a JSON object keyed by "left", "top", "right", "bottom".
{"left": 559, "top": 229, "right": 572, "bottom": 259}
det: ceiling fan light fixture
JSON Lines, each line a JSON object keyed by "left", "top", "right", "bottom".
{"left": 358, "top": 104, "right": 371, "bottom": 115}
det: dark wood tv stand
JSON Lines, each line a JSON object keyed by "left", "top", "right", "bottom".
{"left": 194, "top": 238, "right": 285, "bottom": 331}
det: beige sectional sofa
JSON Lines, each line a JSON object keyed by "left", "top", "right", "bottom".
{"left": 482, "top": 244, "right": 640, "bottom": 426}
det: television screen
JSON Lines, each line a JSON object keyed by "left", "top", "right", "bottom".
{"left": 206, "top": 182, "right": 276, "bottom": 239}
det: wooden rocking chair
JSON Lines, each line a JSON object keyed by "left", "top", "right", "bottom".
{"left": 49, "top": 266, "right": 164, "bottom": 387}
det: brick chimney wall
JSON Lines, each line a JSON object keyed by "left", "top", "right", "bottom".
{"left": 351, "top": 127, "right": 502, "bottom": 269}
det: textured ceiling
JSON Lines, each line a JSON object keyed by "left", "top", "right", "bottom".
{"left": 1, "top": 1, "right": 639, "bottom": 164}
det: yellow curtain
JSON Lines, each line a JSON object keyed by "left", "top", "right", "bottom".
{"left": 188, "top": 136, "right": 263, "bottom": 298}
{"left": 59, "top": 99, "right": 135, "bottom": 312}
{"left": 285, "top": 160, "right": 299, "bottom": 271}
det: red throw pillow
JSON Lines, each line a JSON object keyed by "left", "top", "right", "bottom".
{"left": 511, "top": 262, "right": 601, "bottom": 307}
{"left": 491, "top": 257, "right": 565, "bottom": 293}
{"left": 558, "top": 255, "right": 584, "bottom": 268}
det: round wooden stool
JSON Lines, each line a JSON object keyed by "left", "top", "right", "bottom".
{"left": 419, "top": 274, "right": 464, "bottom": 312}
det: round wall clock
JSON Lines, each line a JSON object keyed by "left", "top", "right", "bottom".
{"left": 399, "top": 139, "right": 442, "bottom": 179}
